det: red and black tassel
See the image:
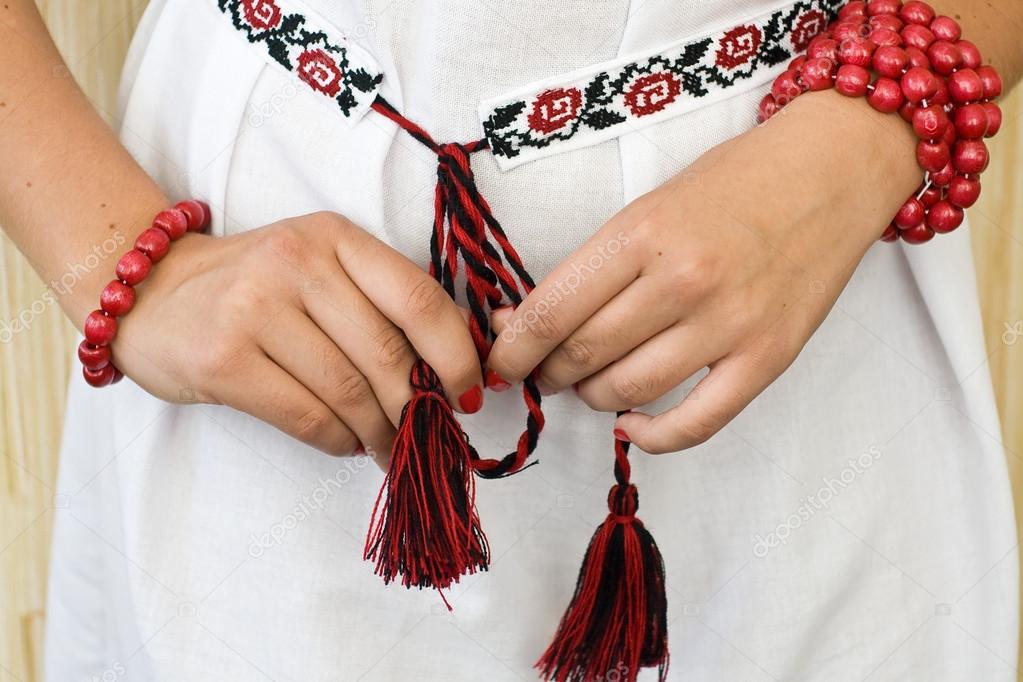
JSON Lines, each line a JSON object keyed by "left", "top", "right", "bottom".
{"left": 537, "top": 432, "right": 669, "bottom": 682}
{"left": 363, "top": 359, "right": 489, "bottom": 593}
{"left": 364, "top": 96, "right": 544, "bottom": 594}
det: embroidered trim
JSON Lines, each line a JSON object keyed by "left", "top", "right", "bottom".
{"left": 479, "top": 0, "right": 843, "bottom": 170}
{"left": 215, "top": 0, "right": 383, "bottom": 124}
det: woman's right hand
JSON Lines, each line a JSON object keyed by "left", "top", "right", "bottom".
{"left": 111, "top": 211, "right": 484, "bottom": 460}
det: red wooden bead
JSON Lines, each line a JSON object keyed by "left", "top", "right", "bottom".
{"left": 953, "top": 102, "right": 989, "bottom": 139}
{"left": 152, "top": 208, "right": 188, "bottom": 240}
{"left": 900, "top": 0, "right": 935, "bottom": 25}
{"left": 77, "top": 341, "right": 111, "bottom": 371}
{"left": 948, "top": 174, "right": 981, "bottom": 208}
{"left": 134, "top": 226, "right": 171, "bottom": 263}
{"left": 955, "top": 39, "right": 981, "bottom": 69}
{"left": 100, "top": 280, "right": 136, "bottom": 317}
{"left": 832, "top": 20, "right": 866, "bottom": 43}
{"left": 788, "top": 54, "right": 807, "bottom": 72}
{"left": 757, "top": 94, "right": 779, "bottom": 123}
{"left": 953, "top": 139, "right": 989, "bottom": 173}
{"left": 976, "top": 65, "right": 1003, "bottom": 100}
{"left": 867, "top": 0, "right": 901, "bottom": 16}
{"left": 904, "top": 46, "right": 929, "bottom": 69}
{"left": 115, "top": 249, "right": 152, "bottom": 286}
{"left": 175, "top": 200, "right": 208, "bottom": 232}
{"left": 838, "top": 1, "right": 867, "bottom": 20}
{"left": 869, "top": 13, "right": 903, "bottom": 32}
{"left": 901, "top": 23, "right": 935, "bottom": 51}
{"left": 881, "top": 223, "right": 900, "bottom": 242}
{"left": 894, "top": 196, "right": 926, "bottom": 228}
{"left": 872, "top": 45, "right": 909, "bottom": 78}
{"left": 84, "top": 310, "right": 117, "bottom": 346}
{"left": 83, "top": 364, "right": 116, "bottom": 388}
{"left": 800, "top": 58, "right": 836, "bottom": 91}
{"left": 949, "top": 68, "right": 984, "bottom": 103}
{"left": 927, "top": 200, "right": 964, "bottom": 233}
{"left": 983, "top": 102, "right": 1002, "bottom": 137}
{"left": 901, "top": 66, "right": 937, "bottom": 103}
{"left": 930, "top": 78, "right": 950, "bottom": 106}
{"left": 868, "top": 77, "right": 904, "bottom": 112}
{"left": 110, "top": 366, "right": 124, "bottom": 385}
{"left": 912, "top": 104, "right": 949, "bottom": 140}
{"left": 198, "top": 201, "right": 211, "bottom": 227}
{"left": 774, "top": 70, "right": 806, "bottom": 105}
{"left": 920, "top": 185, "right": 943, "bottom": 207}
{"left": 898, "top": 100, "right": 918, "bottom": 123}
{"left": 900, "top": 223, "right": 935, "bottom": 244}
{"left": 837, "top": 36, "right": 876, "bottom": 67}
{"left": 940, "top": 121, "right": 958, "bottom": 148}
{"left": 868, "top": 27, "right": 901, "bottom": 47}
{"left": 926, "top": 41, "right": 961, "bottom": 76}
{"left": 929, "top": 161, "right": 954, "bottom": 188}
{"left": 916, "top": 140, "right": 950, "bottom": 172}
{"left": 835, "top": 64, "right": 870, "bottom": 97}
{"left": 929, "top": 15, "right": 962, "bottom": 42}
{"left": 807, "top": 37, "right": 839, "bottom": 61}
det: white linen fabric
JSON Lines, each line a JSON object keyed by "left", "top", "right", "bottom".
{"left": 45, "top": 0, "right": 1018, "bottom": 680}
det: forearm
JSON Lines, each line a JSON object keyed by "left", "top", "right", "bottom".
{"left": 933, "top": 0, "right": 1023, "bottom": 87}
{"left": 737, "top": 0, "right": 1023, "bottom": 250}
{"left": 0, "top": 0, "right": 167, "bottom": 325}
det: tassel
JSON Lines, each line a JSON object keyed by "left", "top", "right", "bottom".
{"left": 363, "top": 96, "right": 546, "bottom": 597}
{"left": 363, "top": 360, "right": 489, "bottom": 595}
{"left": 537, "top": 437, "right": 669, "bottom": 682}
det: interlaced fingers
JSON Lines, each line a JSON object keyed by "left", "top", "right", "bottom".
{"left": 371, "top": 95, "right": 545, "bottom": 478}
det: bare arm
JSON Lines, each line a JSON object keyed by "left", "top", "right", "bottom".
{"left": 940, "top": 0, "right": 1023, "bottom": 85}
{"left": 0, "top": 0, "right": 485, "bottom": 460}
{"left": 488, "top": 0, "right": 1023, "bottom": 453}
{"left": 0, "top": 0, "right": 167, "bottom": 324}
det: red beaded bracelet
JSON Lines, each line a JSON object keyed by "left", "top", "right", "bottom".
{"left": 758, "top": 0, "right": 1002, "bottom": 244}
{"left": 78, "top": 200, "right": 211, "bottom": 387}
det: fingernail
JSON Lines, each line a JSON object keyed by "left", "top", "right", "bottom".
{"left": 613, "top": 428, "right": 630, "bottom": 443}
{"left": 354, "top": 443, "right": 366, "bottom": 456}
{"left": 485, "top": 369, "right": 511, "bottom": 392}
{"left": 457, "top": 385, "right": 484, "bottom": 413}
{"left": 537, "top": 379, "right": 558, "bottom": 396}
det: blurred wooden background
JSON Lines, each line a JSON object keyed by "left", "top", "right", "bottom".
{"left": 0, "top": 3, "right": 1021, "bottom": 680}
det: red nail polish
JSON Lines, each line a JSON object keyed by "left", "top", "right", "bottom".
{"left": 457, "top": 385, "right": 484, "bottom": 413}
{"left": 354, "top": 443, "right": 366, "bottom": 456}
{"left": 613, "top": 428, "right": 630, "bottom": 443}
{"left": 485, "top": 369, "right": 511, "bottom": 392}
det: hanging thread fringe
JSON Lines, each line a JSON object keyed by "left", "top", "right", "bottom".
{"left": 537, "top": 433, "right": 669, "bottom": 682}
{"left": 363, "top": 97, "right": 669, "bottom": 678}
{"left": 364, "top": 96, "right": 545, "bottom": 594}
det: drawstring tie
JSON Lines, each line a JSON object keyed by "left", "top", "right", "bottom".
{"left": 363, "top": 96, "right": 668, "bottom": 682}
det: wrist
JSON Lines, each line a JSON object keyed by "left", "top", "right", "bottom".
{"left": 768, "top": 89, "right": 922, "bottom": 245}
{"left": 54, "top": 192, "right": 170, "bottom": 326}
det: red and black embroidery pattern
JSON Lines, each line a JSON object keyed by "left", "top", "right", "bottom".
{"left": 217, "top": 0, "right": 382, "bottom": 120}
{"left": 480, "top": 0, "right": 843, "bottom": 169}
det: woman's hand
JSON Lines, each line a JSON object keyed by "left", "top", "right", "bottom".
{"left": 486, "top": 91, "right": 921, "bottom": 454}
{"left": 113, "top": 211, "right": 483, "bottom": 459}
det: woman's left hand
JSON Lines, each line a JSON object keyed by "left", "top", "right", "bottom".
{"left": 486, "top": 90, "right": 921, "bottom": 454}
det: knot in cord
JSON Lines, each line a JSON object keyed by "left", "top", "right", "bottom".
{"left": 608, "top": 483, "right": 639, "bottom": 519}
{"left": 370, "top": 95, "right": 544, "bottom": 479}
